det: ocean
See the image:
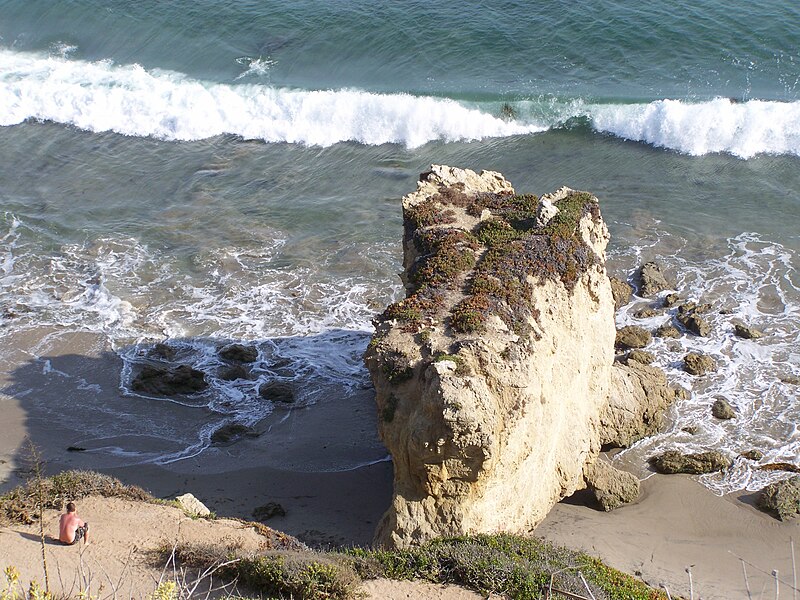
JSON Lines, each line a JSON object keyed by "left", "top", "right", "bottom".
{"left": 0, "top": 1, "right": 798, "bottom": 495}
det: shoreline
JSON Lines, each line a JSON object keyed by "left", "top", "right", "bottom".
{"left": 3, "top": 326, "right": 800, "bottom": 599}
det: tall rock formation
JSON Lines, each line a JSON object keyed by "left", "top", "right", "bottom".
{"left": 366, "top": 166, "right": 673, "bottom": 548}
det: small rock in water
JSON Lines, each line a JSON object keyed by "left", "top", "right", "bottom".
{"left": 684, "top": 352, "right": 716, "bottom": 376}
{"left": 211, "top": 423, "right": 259, "bottom": 444}
{"left": 757, "top": 477, "right": 800, "bottom": 521}
{"left": 219, "top": 343, "right": 259, "bottom": 363}
{"left": 655, "top": 323, "right": 681, "bottom": 339}
{"left": 609, "top": 277, "right": 633, "bottom": 310}
{"left": 711, "top": 397, "right": 736, "bottom": 420}
{"left": 678, "top": 312, "right": 711, "bottom": 337}
{"left": 636, "top": 261, "right": 672, "bottom": 297}
{"left": 634, "top": 307, "right": 658, "bottom": 319}
{"left": 760, "top": 462, "right": 800, "bottom": 473}
{"left": 626, "top": 350, "right": 655, "bottom": 365}
{"left": 131, "top": 364, "right": 207, "bottom": 396}
{"left": 258, "top": 381, "right": 295, "bottom": 403}
{"left": 253, "top": 502, "right": 287, "bottom": 520}
{"left": 663, "top": 293, "right": 680, "bottom": 308}
{"left": 218, "top": 364, "right": 250, "bottom": 381}
{"left": 781, "top": 375, "right": 800, "bottom": 386}
{"left": 740, "top": 449, "right": 764, "bottom": 461}
{"left": 650, "top": 450, "right": 732, "bottom": 474}
{"left": 150, "top": 343, "right": 177, "bottom": 361}
{"left": 734, "top": 323, "right": 764, "bottom": 339}
{"left": 673, "top": 387, "right": 691, "bottom": 401}
{"left": 615, "top": 325, "right": 652, "bottom": 349}
{"left": 681, "top": 425, "right": 700, "bottom": 435}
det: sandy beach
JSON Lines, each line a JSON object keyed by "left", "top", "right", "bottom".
{"left": 2, "top": 326, "right": 800, "bottom": 599}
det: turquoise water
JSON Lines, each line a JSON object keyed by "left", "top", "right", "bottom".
{"left": 0, "top": 1, "right": 798, "bottom": 493}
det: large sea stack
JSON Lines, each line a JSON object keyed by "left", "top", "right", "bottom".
{"left": 365, "top": 165, "right": 674, "bottom": 548}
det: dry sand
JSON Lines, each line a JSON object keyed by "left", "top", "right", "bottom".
{"left": 3, "top": 326, "right": 800, "bottom": 599}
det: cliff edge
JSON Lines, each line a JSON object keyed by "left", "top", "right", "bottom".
{"left": 366, "top": 165, "right": 673, "bottom": 548}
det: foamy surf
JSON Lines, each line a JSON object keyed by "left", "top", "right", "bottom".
{"left": 613, "top": 232, "right": 800, "bottom": 495}
{"left": 0, "top": 48, "right": 542, "bottom": 148}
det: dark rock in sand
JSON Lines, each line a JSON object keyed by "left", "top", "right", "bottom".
{"left": 684, "top": 352, "right": 716, "bottom": 376}
{"left": 219, "top": 343, "right": 259, "bottom": 363}
{"left": 757, "top": 477, "right": 800, "bottom": 521}
{"left": 258, "top": 381, "right": 295, "bottom": 404}
{"left": 615, "top": 325, "right": 652, "bottom": 350}
{"left": 218, "top": 364, "right": 250, "bottom": 381}
{"left": 584, "top": 459, "right": 640, "bottom": 511}
{"left": 132, "top": 364, "right": 207, "bottom": 396}
{"left": 650, "top": 450, "right": 732, "bottom": 474}
{"left": 634, "top": 308, "right": 658, "bottom": 319}
{"left": 711, "top": 397, "right": 736, "bottom": 420}
{"left": 609, "top": 277, "right": 633, "bottom": 309}
{"left": 734, "top": 323, "right": 764, "bottom": 340}
{"left": 253, "top": 502, "right": 287, "bottom": 520}
{"left": 637, "top": 261, "right": 672, "bottom": 297}
{"left": 626, "top": 349, "right": 655, "bottom": 365}
{"left": 740, "top": 449, "right": 764, "bottom": 461}
{"left": 211, "top": 423, "right": 259, "bottom": 444}
{"left": 678, "top": 312, "right": 711, "bottom": 337}
{"left": 66, "top": 446, "right": 86, "bottom": 452}
{"left": 655, "top": 323, "right": 681, "bottom": 339}
{"left": 663, "top": 293, "right": 680, "bottom": 308}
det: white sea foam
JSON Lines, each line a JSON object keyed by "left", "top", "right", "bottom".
{"left": 589, "top": 98, "right": 800, "bottom": 158}
{"left": 0, "top": 48, "right": 542, "bottom": 148}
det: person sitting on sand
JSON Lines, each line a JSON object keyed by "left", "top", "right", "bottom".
{"left": 59, "top": 502, "right": 90, "bottom": 545}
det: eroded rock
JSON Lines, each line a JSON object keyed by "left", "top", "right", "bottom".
{"left": 637, "top": 262, "right": 672, "bottom": 297}
{"left": 757, "top": 477, "right": 800, "bottom": 521}
{"left": 655, "top": 323, "right": 681, "bottom": 339}
{"left": 626, "top": 350, "right": 655, "bottom": 365}
{"left": 711, "top": 397, "right": 736, "bottom": 420}
{"left": 678, "top": 312, "right": 711, "bottom": 337}
{"left": 584, "top": 459, "right": 640, "bottom": 511}
{"left": 131, "top": 364, "right": 207, "bottom": 396}
{"left": 684, "top": 352, "right": 717, "bottom": 376}
{"left": 734, "top": 323, "right": 764, "bottom": 339}
{"left": 615, "top": 325, "right": 652, "bottom": 350}
{"left": 650, "top": 450, "right": 732, "bottom": 474}
{"left": 219, "top": 343, "right": 259, "bottom": 363}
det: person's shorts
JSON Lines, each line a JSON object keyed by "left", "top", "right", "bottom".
{"left": 64, "top": 522, "right": 88, "bottom": 545}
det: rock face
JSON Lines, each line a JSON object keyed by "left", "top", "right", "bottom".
{"left": 366, "top": 166, "right": 672, "bottom": 548}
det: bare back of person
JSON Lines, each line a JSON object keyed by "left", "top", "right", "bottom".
{"left": 59, "top": 502, "right": 90, "bottom": 545}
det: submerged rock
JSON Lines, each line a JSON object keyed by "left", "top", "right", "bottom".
{"left": 131, "top": 364, "right": 207, "bottom": 396}
{"left": 150, "top": 343, "right": 177, "bottom": 361}
{"left": 218, "top": 364, "right": 250, "bottom": 381}
{"left": 650, "top": 450, "right": 732, "bottom": 474}
{"left": 655, "top": 323, "right": 681, "bottom": 339}
{"left": 684, "top": 352, "right": 717, "bottom": 376}
{"left": 636, "top": 262, "right": 672, "bottom": 297}
{"left": 210, "top": 423, "right": 259, "bottom": 444}
{"left": 609, "top": 277, "right": 633, "bottom": 310}
{"left": 253, "top": 502, "right": 287, "bottom": 520}
{"left": 219, "top": 343, "right": 259, "bottom": 363}
{"left": 615, "top": 325, "right": 652, "bottom": 350}
{"left": 258, "top": 381, "right": 295, "bottom": 403}
{"left": 757, "top": 477, "right": 800, "bottom": 521}
{"left": 734, "top": 323, "right": 764, "bottom": 339}
{"left": 740, "top": 449, "right": 764, "bottom": 461}
{"left": 711, "top": 397, "right": 736, "bottom": 420}
{"left": 584, "top": 459, "right": 640, "bottom": 511}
